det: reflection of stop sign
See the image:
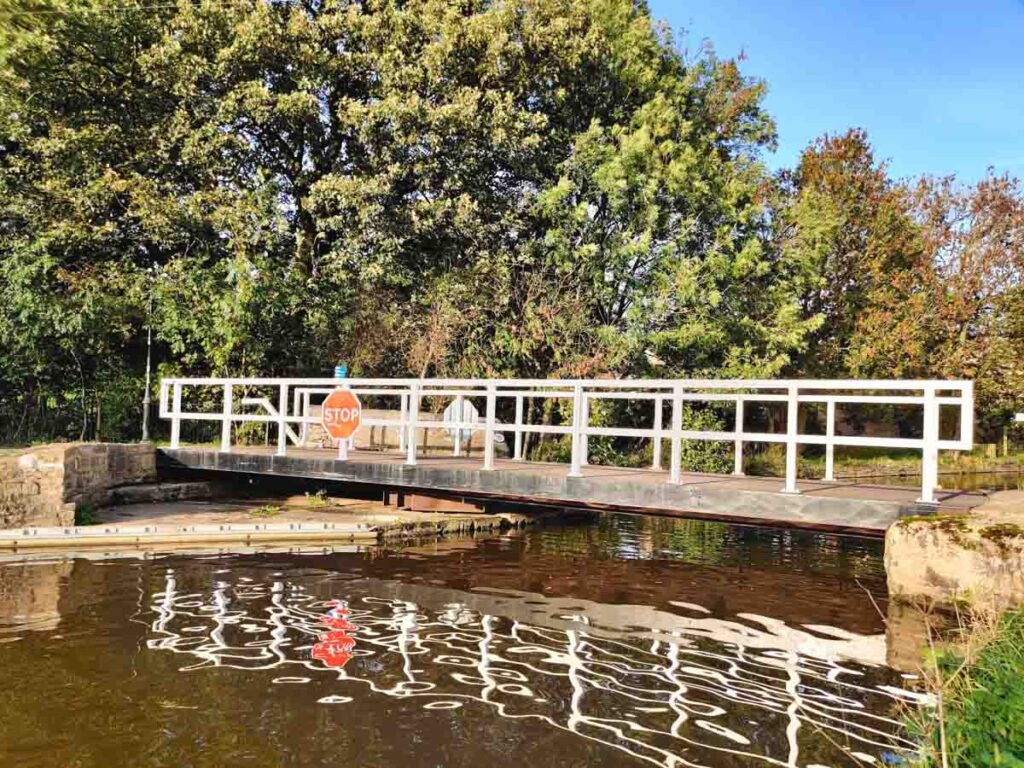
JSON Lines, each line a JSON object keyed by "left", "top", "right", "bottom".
{"left": 321, "top": 387, "right": 362, "bottom": 440}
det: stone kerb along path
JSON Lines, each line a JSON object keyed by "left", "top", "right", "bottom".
{"left": 0, "top": 443, "right": 156, "bottom": 528}
{"left": 886, "top": 489, "right": 1024, "bottom": 608}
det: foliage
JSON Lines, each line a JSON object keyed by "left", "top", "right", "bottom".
{"left": 911, "top": 610, "right": 1024, "bottom": 767}
{"left": 248, "top": 504, "right": 281, "bottom": 518}
{"left": 0, "top": 1, "right": 1021, "bottom": 450}
{"left": 0, "top": 0, "right": 802, "bottom": 444}
{"left": 74, "top": 504, "right": 98, "bottom": 526}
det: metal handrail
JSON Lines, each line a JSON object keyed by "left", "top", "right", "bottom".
{"left": 158, "top": 377, "right": 974, "bottom": 504}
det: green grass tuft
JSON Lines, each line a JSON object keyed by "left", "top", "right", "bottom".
{"left": 248, "top": 504, "right": 282, "bottom": 518}
{"left": 74, "top": 505, "right": 98, "bottom": 526}
{"left": 912, "top": 610, "right": 1024, "bottom": 766}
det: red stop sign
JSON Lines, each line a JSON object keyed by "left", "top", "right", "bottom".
{"left": 321, "top": 387, "right": 362, "bottom": 440}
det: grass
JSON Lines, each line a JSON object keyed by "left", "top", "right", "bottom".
{"left": 304, "top": 488, "right": 331, "bottom": 508}
{"left": 908, "top": 608, "right": 1024, "bottom": 767}
{"left": 746, "top": 446, "right": 1024, "bottom": 480}
{"left": 74, "top": 505, "right": 98, "bottom": 526}
{"left": 248, "top": 504, "right": 282, "bottom": 518}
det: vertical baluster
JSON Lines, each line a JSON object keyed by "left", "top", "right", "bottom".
{"left": 920, "top": 385, "right": 939, "bottom": 504}
{"left": 220, "top": 383, "right": 233, "bottom": 453}
{"left": 669, "top": 385, "right": 683, "bottom": 485}
{"left": 405, "top": 385, "right": 419, "bottom": 466}
{"left": 784, "top": 385, "right": 799, "bottom": 493}
{"left": 483, "top": 384, "right": 497, "bottom": 470}
{"left": 453, "top": 394, "right": 464, "bottom": 457}
{"left": 170, "top": 382, "right": 182, "bottom": 449}
{"left": 276, "top": 383, "right": 288, "bottom": 457}
{"left": 824, "top": 399, "right": 836, "bottom": 481}
{"left": 513, "top": 395, "right": 524, "bottom": 460}
{"left": 733, "top": 397, "right": 745, "bottom": 476}
{"left": 398, "top": 393, "right": 408, "bottom": 454}
{"left": 652, "top": 395, "right": 663, "bottom": 471}
{"left": 569, "top": 385, "right": 584, "bottom": 478}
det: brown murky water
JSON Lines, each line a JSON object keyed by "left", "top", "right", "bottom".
{"left": 0, "top": 516, "right": 922, "bottom": 767}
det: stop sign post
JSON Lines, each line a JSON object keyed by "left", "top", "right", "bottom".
{"left": 321, "top": 387, "right": 362, "bottom": 460}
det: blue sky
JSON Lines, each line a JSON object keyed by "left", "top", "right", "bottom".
{"left": 647, "top": 0, "right": 1024, "bottom": 182}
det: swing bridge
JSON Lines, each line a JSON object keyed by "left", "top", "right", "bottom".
{"left": 157, "top": 376, "right": 983, "bottom": 534}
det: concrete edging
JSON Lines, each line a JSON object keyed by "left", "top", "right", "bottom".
{"left": 0, "top": 521, "right": 380, "bottom": 551}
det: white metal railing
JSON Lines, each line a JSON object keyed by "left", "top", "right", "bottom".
{"left": 158, "top": 377, "right": 974, "bottom": 504}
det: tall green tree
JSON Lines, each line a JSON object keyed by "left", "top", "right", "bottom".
{"left": 0, "top": 0, "right": 814, "bottom": 442}
{"left": 777, "top": 129, "right": 920, "bottom": 376}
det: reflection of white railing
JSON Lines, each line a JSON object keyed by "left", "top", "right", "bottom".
{"left": 159, "top": 377, "right": 973, "bottom": 503}
{"left": 147, "top": 571, "right": 922, "bottom": 767}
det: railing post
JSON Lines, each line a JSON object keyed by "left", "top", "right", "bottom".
{"left": 276, "top": 383, "right": 288, "bottom": 457}
{"left": 919, "top": 385, "right": 939, "bottom": 504}
{"left": 824, "top": 399, "right": 836, "bottom": 481}
{"left": 483, "top": 384, "right": 497, "bottom": 470}
{"left": 580, "top": 391, "right": 590, "bottom": 468}
{"left": 299, "top": 391, "right": 310, "bottom": 447}
{"left": 405, "top": 384, "right": 419, "bottom": 466}
{"left": 170, "top": 382, "right": 182, "bottom": 449}
{"left": 732, "top": 397, "right": 745, "bottom": 476}
{"left": 398, "top": 393, "right": 408, "bottom": 454}
{"left": 652, "top": 395, "right": 663, "bottom": 471}
{"left": 220, "top": 383, "right": 233, "bottom": 453}
{"left": 513, "top": 395, "right": 524, "bottom": 460}
{"left": 568, "top": 384, "right": 584, "bottom": 478}
{"left": 784, "top": 385, "right": 799, "bottom": 493}
{"left": 669, "top": 385, "right": 682, "bottom": 484}
{"left": 961, "top": 381, "right": 974, "bottom": 448}
{"left": 453, "top": 394, "right": 464, "bottom": 457}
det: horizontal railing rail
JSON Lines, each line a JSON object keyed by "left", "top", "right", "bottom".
{"left": 158, "top": 377, "right": 974, "bottom": 504}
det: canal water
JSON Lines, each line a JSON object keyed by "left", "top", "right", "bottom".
{"left": 0, "top": 516, "right": 924, "bottom": 767}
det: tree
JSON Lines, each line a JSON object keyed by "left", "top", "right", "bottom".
{"left": 0, "top": 0, "right": 817, "bottom": 444}
{"left": 778, "top": 129, "right": 920, "bottom": 376}
{"left": 848, "top": 174, "right": 1024, "bottom": 434}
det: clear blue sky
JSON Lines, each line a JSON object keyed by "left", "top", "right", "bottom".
{"left": 647, "top": 0, "right": 1024, "bottom": 182}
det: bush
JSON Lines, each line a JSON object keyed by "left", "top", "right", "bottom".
{"left": 914, "top": 610, "right": 1024, "bottom": 767}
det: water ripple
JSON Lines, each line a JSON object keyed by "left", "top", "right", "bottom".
{"left": 146, "top": 569, "right": 921, "bottom": 768}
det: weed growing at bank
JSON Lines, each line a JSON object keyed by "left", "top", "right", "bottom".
{"left": 911, "top": 610, "right": 1024, "bottom": 766}
{"left": 248, "top": 505, "right": 281, "bottom": 519}
{"left": 74, "top": 505, "right": 98, "bottom": 526}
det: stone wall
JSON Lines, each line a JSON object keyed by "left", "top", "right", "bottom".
{"left": 0, "top": 443, "right": 157, "bottom": 528}
{"left": 885, "top": 490, "right": 1024, "bottom": 608}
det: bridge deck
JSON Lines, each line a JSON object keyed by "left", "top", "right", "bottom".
{"left": 159, "top": 447, "right": 988, "bottom": 535}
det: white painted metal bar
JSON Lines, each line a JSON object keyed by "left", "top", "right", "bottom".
{"left": 568, "top": 384, "right": 584, "bottom": 478}
{"left": 920, "top": 384, "right": 939, "bottom": 504}
{"left": 580, "top": 392, "right": 590, "bottom": 468}
{"left": 170, "top": 382, "right": 182, "bottom": 449}
{"left": 513, "top": 396, "right": 524, "bottom": 460}
{"left": 158, "top": 375, "right": 974, "bottom": 503}
{"left": 733, "top": 399, "right": 744, "bottom": 476}
{"left": 483, "top": 384, "right": 497, "bottom": 471}
{"left": 276, "top": 384, "right": 288, "bottom": 457}
{"left": 220, "top": 384, "right": 233, "bottom": 453}
{"left": 160, "top": 375, "right": 969, "bottom": 389}
{"left": 652, "top": 396, "right": 663, "bottom": 471}
{"left": 405, "top": 385, "right": 419, "bottom": 466}
{"left": 453, "top": 394, "right": 464, "bottom": 457}
{"left": 669, "top": 385, "right": 683, "bottom": 485}
{"left": 398, "top": 394, "right": 408, "bottom": 453}
{"left": 784, "top": 385, "right": 799, "bottom": 494}
{"left": 824, "top": 400, "right": 836, "bottom": 482}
